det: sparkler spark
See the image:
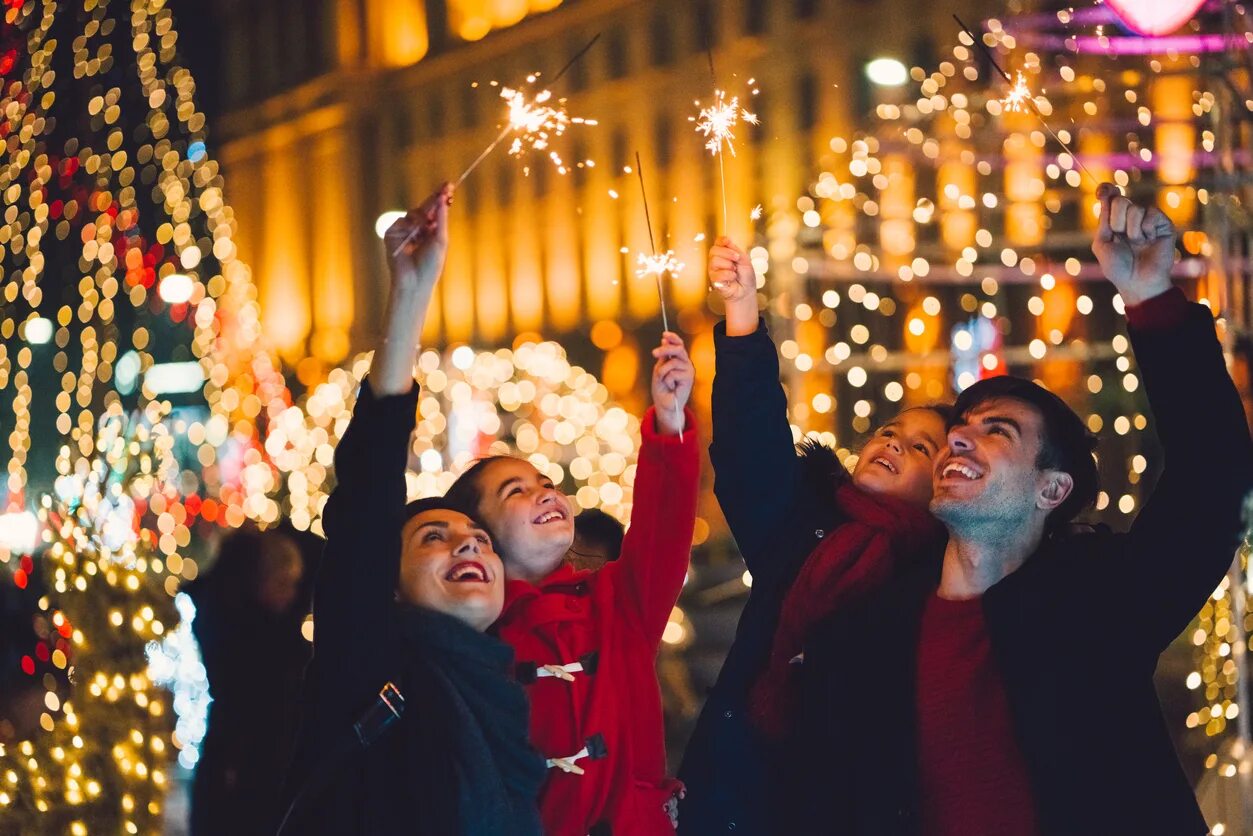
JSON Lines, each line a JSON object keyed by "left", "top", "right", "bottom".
{"left": 691, "top": 90, "right": 758, "bottom": 157}
{"left": 750, "top": 204, "right": 763, "bottom": 220}
{"left": 1001, "top": 71, "right": 1032, "bottom": 113}
{"left": 500, "top": 85, "right": 597, "bottom": 175}
{"left": 636, "top": 250, "right": 685, "bottom": 281}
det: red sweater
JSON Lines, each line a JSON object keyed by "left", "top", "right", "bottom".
{"left": 916, "top": 593, "right": 1039, "bottom": 836}
{"left": 494, "top": 407, "right": 699, "bottom": 836}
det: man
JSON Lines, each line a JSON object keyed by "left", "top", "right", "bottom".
{"left": 784, "top": 185, "right": 1252, "bottom": 835}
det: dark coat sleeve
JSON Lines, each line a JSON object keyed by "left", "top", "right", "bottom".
{"left": 710, "top": 319, "right": 804, "bottom": 585}
{"left": 309, "top": 378, "right": 419, "bottom": 725}
{"left": 1091, "top": 299, "right": 1253, "bottom": 656}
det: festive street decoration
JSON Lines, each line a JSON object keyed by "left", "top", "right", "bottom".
{"left": 0, "top": 410, "right": 179, "bottom": 835}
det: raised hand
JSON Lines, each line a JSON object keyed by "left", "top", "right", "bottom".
{"left": 709, "top": 237, "right": 760, "bottom": 336}
{"left": 651, "top": 332, "right": 694, "bottom": 436}
{"left": 708, "top": 237, "right": 756, "bottom": 304}
{"left": 1092, "top": 183, "right": 1177, "bottom": 306}
{"left": 372, "top": 183, "right": 454, "bottom": 396}
{"left": 384, "top": 183, "right": 453, "bottom": 296}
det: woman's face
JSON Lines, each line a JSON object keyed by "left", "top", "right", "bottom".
{"left": 851, "top": 408, "right": 947, "bottom": 508}
{"left": 472, "top": 458, "right": 574, "bottom": 580}
{"left": 398, "top": 508, "right": 504, "bottom": 631}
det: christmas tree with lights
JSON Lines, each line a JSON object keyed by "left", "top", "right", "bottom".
{"left": 0, "top": 406, "right": 178, "bottom": 835}
{"left": 0, "top": 0, "right": 290, "bottom": 829}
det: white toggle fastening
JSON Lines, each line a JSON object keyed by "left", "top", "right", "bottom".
{"left": 547, "top": 745, "right": 594, "bottom": 775}
{"left": 537, "top": 662, "right": 585, "bottom": 682}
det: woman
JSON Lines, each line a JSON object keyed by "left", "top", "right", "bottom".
{"left": 444, "top": 335, "right": 699, "bottom": 835}
{"left": 283, "top": 185, "right": 544, "bottom": 836}
{"left": 677, "top": 237, "right": 949, "bottom": 835}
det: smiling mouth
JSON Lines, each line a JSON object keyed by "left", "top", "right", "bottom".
{"left": 445, "top": 561, "right": 489, "bottom": 583}
{"left": 871, "top": 456, "right": 898, "bottom": 474}
{"left": 941, "top": 461, "right": 984, "bottom": 481}
{"left": 533, "top": 510, "right": 567, "bottom": 525}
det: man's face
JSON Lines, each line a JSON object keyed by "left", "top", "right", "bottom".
{"left": 931, "top": 397, "right": 1061, "bottom": 533}
{"left": 473, "top": 459, "right": 575, "bottom": 577}
{"left": 852, "top": 408, "right": 947, "bottom": 508}
{"left": 398, "top": 509, "right": 504, "bottom": 631}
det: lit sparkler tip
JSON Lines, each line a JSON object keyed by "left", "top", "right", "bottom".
{"left": 694, "top": 90, "right": 748, "bottom": 157}
{"left": 750, "top": 204, "right": 763, "bottom": 220}
{"left": 1001, "top": 70, "right": 1032, "bottom": 113}
{"left": 635, "top": 250, "right": 685, "bottom": 279}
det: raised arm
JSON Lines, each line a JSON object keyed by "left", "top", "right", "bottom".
{"left": 1090, "top": 185, "right": 1253, "bottom": 654}
{"left": 311, "top": 184, "right": 452, "bottom": 715}
{"left": 610, "top": 333, "right": 700, "bottom": 646}
{"left": 707, "top": 237, "right": 803, "bottom": 581}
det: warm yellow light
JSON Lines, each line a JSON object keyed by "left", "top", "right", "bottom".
{"left": 158, "top": 273, "right": 193, "bottom": 304}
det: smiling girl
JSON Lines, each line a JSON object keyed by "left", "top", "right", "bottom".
{"left": 445, "top": 332, "right": 700, "bottom": 835}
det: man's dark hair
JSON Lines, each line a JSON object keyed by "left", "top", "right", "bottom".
{"left": 572, "top": 508, "right": 625, "bottom": 562}
{"left": 951, "top": 375, "right": 1099, "bottom": 529}
{"left": 442, "top": 456, "right": 513, "bottom": 519}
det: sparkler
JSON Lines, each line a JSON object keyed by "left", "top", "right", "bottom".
{"left": 393, "top": 36, "right": 600, "bottom": 257}
{"left": 1001, "top": 71, "right": 1032, "bottom": 113}
{"left": 634, "top": 152, "right": 685, "bottom": 438}
{"left": 691, "top": 90, "right": 759, "bottom": 230}
{"left": 953, "top": 14, "right": 1099, "bottom": 188}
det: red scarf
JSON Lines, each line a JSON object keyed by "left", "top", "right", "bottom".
{"left": 749, "top": 480, "right": 945, "bottom": 739}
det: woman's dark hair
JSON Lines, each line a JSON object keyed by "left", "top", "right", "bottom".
{"left": 572, "top": 508, "right": 626, "bottom": 563}
{"left": 951, "top": 376, "right": 1099, "bottom": 529}
{"left": 442, "top": 455, "right": 513, "bottom": 519}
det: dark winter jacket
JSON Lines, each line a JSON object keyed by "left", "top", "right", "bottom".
{"left": 783, "top": 297, "right": 1253, "bottom": 835}
{"left": 283, "top": 380, "right": 545, "bottom": 836}
{"left": 679, "top": 320, "right": 852, "bottom": 835}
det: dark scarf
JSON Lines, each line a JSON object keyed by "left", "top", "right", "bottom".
{"left": 396, "top": 606, "right": 545, "bottom": 836}
{"left": 749, "top": 480, "right": 945, "bottom": 739}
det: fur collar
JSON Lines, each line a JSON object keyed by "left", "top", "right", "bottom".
{"left": 796, "top": 439, "right": 850, "bottom": 510}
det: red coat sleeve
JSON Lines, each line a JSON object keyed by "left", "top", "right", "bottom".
{"left": 607, "top": 406, "right": 700, "bottom": 647}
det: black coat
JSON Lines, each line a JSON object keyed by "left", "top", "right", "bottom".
{"left": 784, "top": 301, "right": 1253, "bottom": 835}
{"left": 283, "top": 380, "right": 545, "bottom": 836}
{"left": 679, "top": 321, "right": 851, "bottom": 835}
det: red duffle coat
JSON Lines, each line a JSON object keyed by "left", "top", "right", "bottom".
{"left": 494, "top": 407, "right": 699, "bottom": 836}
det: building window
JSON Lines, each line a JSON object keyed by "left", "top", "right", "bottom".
{"left": 427, "top": 93, "right": 445, "bottom": 139}
{"left": 605, "top": 26, "right": 629, "bottom": 80}
{"left": 745, "top": 0, "right": 768, "bottom": 36}
{"left": 461, "top": 81, "right": 477, "bottom": 129}
{"left": 564, "top": 34, "right": 590, "bottom": 92}
{"left": 650, "top": 11, "right": 674, "bottom": 67}
{"left": 692, "top": 0, "right": 717, "bottom": 53}
{"left": 654, "top": 113, "right": 673, "bottom": 167}
{"left": 798, "top": 71, "right": 817, "bottom": 132}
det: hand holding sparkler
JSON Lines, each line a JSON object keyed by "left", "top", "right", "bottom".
{"left": 650, "top": 332, "right": 694, "bottom": 437}
{"left": 375, "top": 183, "right": 452, "bottom": 395}
{"left": 708, "top": 236, "right": 760, "bottom": 337}
{"left": 1092, "top": 183, "right": 1177, "bottom": 305}
{"left": 383, "top": 183, "right": 453, "bottom": 294}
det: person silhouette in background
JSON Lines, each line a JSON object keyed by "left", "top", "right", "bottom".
{"left": 187, "top": 526, "right": 311, "bottom": 836}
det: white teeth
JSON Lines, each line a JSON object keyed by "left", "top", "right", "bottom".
{"left": 873, "top": 456, "right": 897, "bottom": 474}
{"left": 943, "top": 462, "right": 982, "bottom": 480}
{"left": 535, "top": 511, "right": 564, "bottom": 524}
{"left": 448, "top": 563, "right": 487, "bottom": 582}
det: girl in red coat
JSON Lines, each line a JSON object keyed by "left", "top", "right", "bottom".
{"left": 445, "top": 332, "right": 699, "bottom": 836}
